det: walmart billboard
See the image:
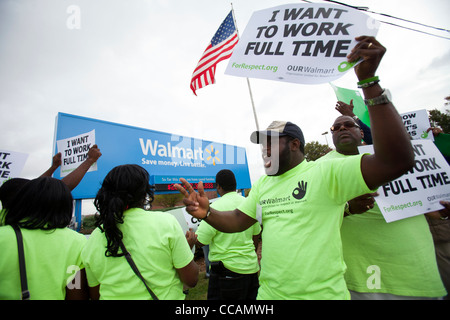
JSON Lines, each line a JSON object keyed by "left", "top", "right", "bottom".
{"left": 53, "top": 113, "right": 251, "bottom": 199}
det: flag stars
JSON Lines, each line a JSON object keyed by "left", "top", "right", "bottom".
{"left": 211, "top": 13, "right": 236, "bottom": 46}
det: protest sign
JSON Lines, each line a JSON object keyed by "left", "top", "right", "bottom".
{"left": 0, "top": 149, "right": 29, "bottom": 185}
{"left": 181, "top": 197, "right": 219, "bottom": 232}
{"left": 183, "top": 207, "right": 201, "bottom": 232}
{"left": 359, "top": 140, "right": 450, "bottom": 223}
{"left": 56, "top": 130, "right": 97, "bottom": 177}
{"left": 225, "top": 2, "right": 379, "bottom": 84}
{"left": 400, "top": 109, "right": 434, "bottom": 141}
{"left": 330, "top": 83, "right": 370, "bottom": 127}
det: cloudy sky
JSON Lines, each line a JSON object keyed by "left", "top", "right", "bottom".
{"left": 1, "top": 0, "right": 449, "bottom": 191}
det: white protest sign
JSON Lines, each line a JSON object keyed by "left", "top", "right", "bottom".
{"left": 181, "top": 198, "right": 218, "bottom": 232}
{"left": 56, "top": 130, "right": 96, "bottom": 177}
{"left": 359, "top": 140, "right": 450, "bottom": 223}
{"left": 0, "top": 150, "right": 29, "bottom": 185}
{"left": 225, "top": 3, "right": 379, "bottom": 84}
{"left": 182, "top": 207, "right": 201, "bottom": 231}
{"left": 400, "top": 109, "right": 434, "bottom": 141}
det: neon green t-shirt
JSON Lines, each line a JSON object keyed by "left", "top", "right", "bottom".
{"left": 196, "top": 192, "right": 261, "bottom": 274}
{"left": 0, "top": 226, "right": 87, "bottom": 300}
{"left": 238, "top": 155, "right": 372, "bottom": 300}
{"left": 81, "top": 208, "right": 194, "bottom": 300}
{"left": 322, "top": 150, "right": 447, "bottom": 297}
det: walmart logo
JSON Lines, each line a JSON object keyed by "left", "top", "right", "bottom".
{"left": 205, "top": 145, "right": 221, "bottom": 166}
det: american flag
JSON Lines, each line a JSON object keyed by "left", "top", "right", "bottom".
{"left": 190, "top": 11, "right": 238, "bottom": 95}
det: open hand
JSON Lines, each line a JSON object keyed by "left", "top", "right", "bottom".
{"left": 185, "top": 228, "right": 198, "bottom": 249}
{"left": 174, "top": 178, "right": 210, "bottom": 219}
{"left": 335, "top": 100, "right": 355, "bottom": 117}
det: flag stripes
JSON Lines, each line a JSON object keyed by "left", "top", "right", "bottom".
{"left": 190, "top": 11, "right": 238, "bottom": 95}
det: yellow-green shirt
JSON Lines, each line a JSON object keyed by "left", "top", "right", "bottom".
{"left": 322, "top": 150, "right": 447, "bottom": 297}
{"left": 238, "top": 155, "right": 372, "bottom": 300}
{"left": 196, "top": 192, "right": 261, "bottom": 274}
{"left": 81, "top": 208, "right": 194, "bottom": 300}
{"left": 0, "top": 226, "right": 87, "bottom": 300}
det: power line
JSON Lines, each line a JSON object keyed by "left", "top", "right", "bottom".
{"left": 376, "top": 20, "right": 450, "bottom": 40}
{"left": 324, "top": 0, "right": 450, "bottom": 32}
{"left": 301, "top": 0, "right": 450, "bottom": 40}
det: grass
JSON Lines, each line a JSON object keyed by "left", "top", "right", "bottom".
{"left": 185, "top": 271, "right": 209, "bottom": 300}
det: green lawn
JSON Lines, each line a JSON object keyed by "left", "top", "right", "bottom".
{"left": 185, "top": 271, "right": 209, "bottom": 300}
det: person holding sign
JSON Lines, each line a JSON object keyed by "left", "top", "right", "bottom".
{"left": 0, "top": 177, "right": 88, "bottom": 300}
{"left": 425, "top": 127, "right": 450, "bottom": 299}
{"left": 81, "top": 164, "right": 198, "bottom": 300}
{"left": 0, "top": 145, "right": 101, "bottom": 226}
{"left": 319, "top": 115, "right": 446, "bottom": 300}
{"left": 176, "top": 36, "right": 416, "bottom": 299}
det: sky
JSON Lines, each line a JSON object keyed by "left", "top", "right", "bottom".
{"left": 1, "top": 0, "right": 450, "bottom": 204}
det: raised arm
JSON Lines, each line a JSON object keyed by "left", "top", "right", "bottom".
{"left": 347, "top": 36, "right": 414, "bottom": 190}
{"left": 61, "top": 144, "right": 102, "bottom": 191}
{"left": 174, "top": 179, "right": 256, "bottom": 233}
{"left": 39, "top": 152, "right": 62, "bottom": 177}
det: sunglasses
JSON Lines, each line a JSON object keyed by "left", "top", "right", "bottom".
{"left": 330, "top": 121, "right": 361, "bottom": 133}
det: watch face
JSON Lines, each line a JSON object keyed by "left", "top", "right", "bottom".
{"left": 364, "top": 89, "right": 391, "bottom": 106}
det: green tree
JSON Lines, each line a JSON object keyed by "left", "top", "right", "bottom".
{"left": 429, "top": 103, "right": 450, "bottom": 133}
{"left": 304, "top": 141, "right": 332, "bottom": 161}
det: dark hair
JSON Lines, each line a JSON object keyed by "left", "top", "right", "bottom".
{"left": 94, "top": 164, "right": 154, "bottom": 257}
{"left": 5, "top": 177, "right": 73, "bottom": 229}
{"left": 0, "top": 178, "right": 30, "bottom": 210}
{"left": 216, "top": 169, "right": 236, "bottom": 192}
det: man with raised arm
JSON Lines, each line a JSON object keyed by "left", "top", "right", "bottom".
{"left": 175, "top": 36, "right": 415, "bottom": 300}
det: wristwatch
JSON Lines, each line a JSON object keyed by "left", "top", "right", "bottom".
{"left": 364, "top": 89, "right": 391, "bottom": 106}
{"left": 202, "top": 207, "right": 211, "bottom": 220}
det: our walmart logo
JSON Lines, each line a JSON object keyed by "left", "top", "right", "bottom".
{"left": 205, "top": 145, "right": 221, "bottom": 166}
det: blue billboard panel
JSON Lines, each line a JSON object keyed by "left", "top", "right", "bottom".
{"left": 53, "top": 113, "right": 251, "bottom": 199}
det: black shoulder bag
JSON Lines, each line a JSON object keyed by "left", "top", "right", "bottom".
{"left": 119, "top": 240, "right": 159, "bottom": 300}
{"left": 12, "top": 225, "right": 30, "bottom": 300}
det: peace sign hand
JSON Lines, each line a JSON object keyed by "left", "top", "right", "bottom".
{"left": 174, "top": 178, "right": 210, "bottom": 219}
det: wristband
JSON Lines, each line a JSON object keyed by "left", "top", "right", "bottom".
{"left": 357, "top": 76, "right": 379, "bottom": 88}
{"left": 203, "top": 207, "right": 211, "bottom": 220}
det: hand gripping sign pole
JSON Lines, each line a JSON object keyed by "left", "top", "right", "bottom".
{"left": 231, "top": 3, "right": 260, "bottom": 131}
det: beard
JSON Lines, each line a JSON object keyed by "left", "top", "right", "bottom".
{"left": 263, "top": 141, "right": 291, "bottom": 176}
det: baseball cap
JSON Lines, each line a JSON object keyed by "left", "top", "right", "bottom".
{"left": 250, "top": 121, "right": 305, "bottom": 146}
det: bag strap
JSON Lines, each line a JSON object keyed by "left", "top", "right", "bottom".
{"left": 12, "top": 225, "right": 30, "bottom": 300}
{"left": 119, "top": 240, "right": 159, "bottom": 300}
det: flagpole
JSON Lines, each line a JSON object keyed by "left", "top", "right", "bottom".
{"left": 231, "top": 3, "right": 260, "bottom": 131}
